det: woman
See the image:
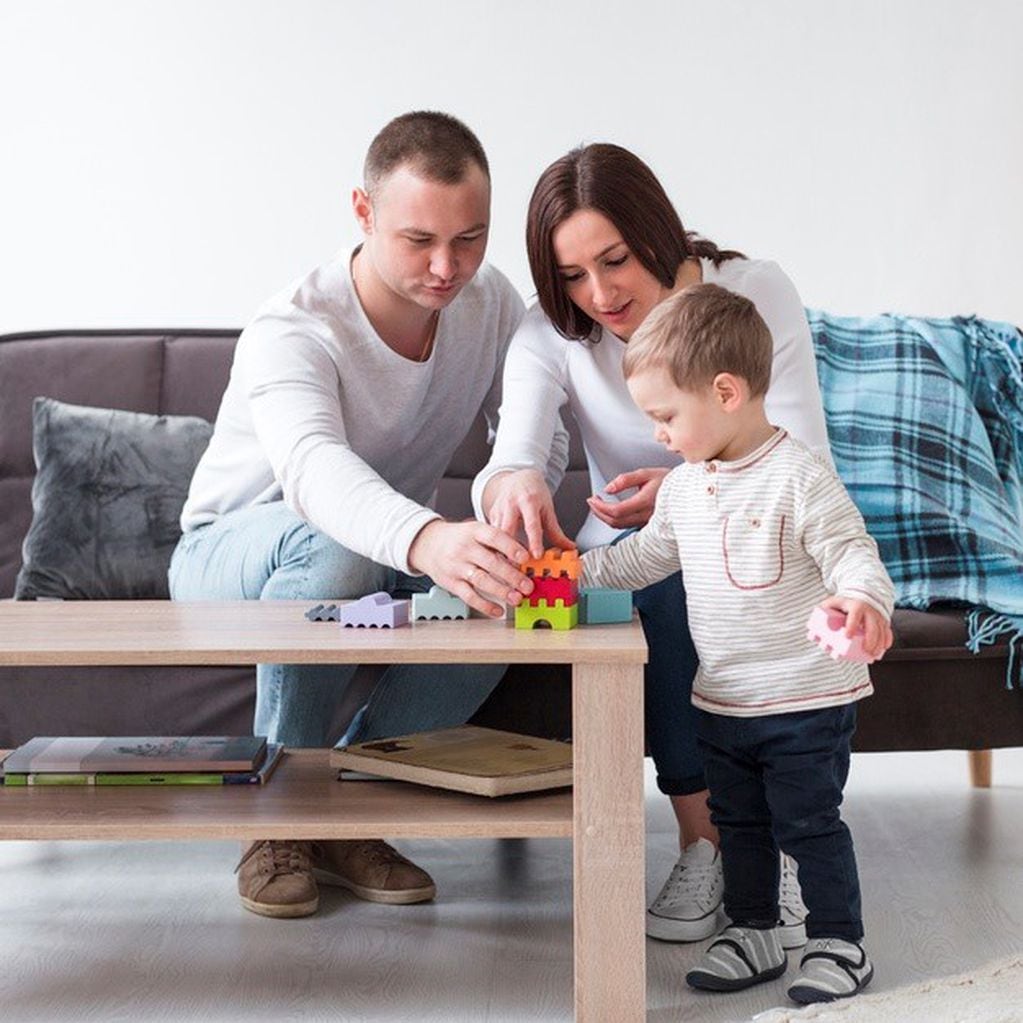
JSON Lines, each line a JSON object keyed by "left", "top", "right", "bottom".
{"left": 471, "top": 144, "right": 829, "bottom": 946}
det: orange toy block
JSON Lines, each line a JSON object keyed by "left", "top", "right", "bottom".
{"left": 521, "top": 547, "right": 581, "bottom": 581}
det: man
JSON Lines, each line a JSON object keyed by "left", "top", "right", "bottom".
{"left": 170, "top": 112, "right": 567, "bottom": 918}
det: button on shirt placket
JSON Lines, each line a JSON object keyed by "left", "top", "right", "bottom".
{"left": 705, "top": 461, "right": 719, "bottom": 500}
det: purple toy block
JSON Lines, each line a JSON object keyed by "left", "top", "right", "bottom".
{"left": 806, "top": 606, "right": 873, "bottom": 663}
{"left": 339, "top": 592, "right": 410, "bottom": 629}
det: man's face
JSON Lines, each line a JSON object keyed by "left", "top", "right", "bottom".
{"left": 355, "top": 162, "right": 490, "bottom": 311}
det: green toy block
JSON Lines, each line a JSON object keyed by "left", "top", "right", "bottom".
{"left": 514, "top": 598, "right": 579, "bottom": 631}
{"left": 579, "top": 588, "right": 633, "bottom": 624}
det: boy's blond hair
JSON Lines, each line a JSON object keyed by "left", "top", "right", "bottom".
{"left": 623, "top": 283, "right": 772, "bottom": 396}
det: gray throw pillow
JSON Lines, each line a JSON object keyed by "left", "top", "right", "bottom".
{"left": 14, "top": 398, "right": 213, "bottom": 600}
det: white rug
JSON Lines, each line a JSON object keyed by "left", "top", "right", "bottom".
{"left": 751, "top": 954, "right": 1023, "bottom": 1023}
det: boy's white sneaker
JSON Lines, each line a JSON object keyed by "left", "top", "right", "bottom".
{"left": 778, "top": 853, "right": 808, "bottom": 948}
{"left": 646, "top": 837, "right": 724, "bottom": 941}
{"left": 787, "top": 937, "right": 874, "bottom": 1004}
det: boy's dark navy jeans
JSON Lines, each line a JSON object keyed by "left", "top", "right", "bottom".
{"left": 695, "top": 702, "right": 864, "bottom": 942}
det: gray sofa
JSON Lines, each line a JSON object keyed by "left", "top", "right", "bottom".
{"left": 3, "top": 328, "right": 1022, "bottom": 766}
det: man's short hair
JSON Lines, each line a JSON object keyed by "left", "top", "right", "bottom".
{"left": 364, "top": 111, "right": 489, "bottom": 196}
{"left": 623, "top": 283, "right": 772, "bottom": 396}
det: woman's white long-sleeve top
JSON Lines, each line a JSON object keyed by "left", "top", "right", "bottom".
{"left": 471, "top": 257, "right": 831, "bottom": 551}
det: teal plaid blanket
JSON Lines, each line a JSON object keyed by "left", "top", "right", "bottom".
{"left": 807, "top": 311, "right": 1023, "bottom": 687}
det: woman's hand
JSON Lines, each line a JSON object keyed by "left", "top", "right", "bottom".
{"left": 586, "top": 467, "right": 670, "bottom": 530}
{"left": 818, "top": 595, "right": 894, "bottom": 661}
{"left": 483, "top": 469, "right": 575, "bottom": 559}
{"left": 407, "top": 519, "right": 533, "bottom": 618}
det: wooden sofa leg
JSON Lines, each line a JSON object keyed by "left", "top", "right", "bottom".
{"left": 968, "top": 749, "right": 992, "bottom": 788}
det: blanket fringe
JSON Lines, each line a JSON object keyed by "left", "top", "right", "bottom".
{"left": 966, "top": 608, "right": 1023, "bottom": 689}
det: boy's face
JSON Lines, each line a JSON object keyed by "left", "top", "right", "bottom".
{"left": 627, "top": 366, "right": 737, "bottom": 464}
{"left": 353, "top": 162, "right": 490, "bottom": 312}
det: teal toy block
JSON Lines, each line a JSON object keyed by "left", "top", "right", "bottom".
{"left": 412, "top": 585, "right": 469, "bottom": 621}
{"left": 514, "top": 598, "right": 578, "bottom": 631}
{"left": 579, "top": 588, "right": 633, "bottom": 625}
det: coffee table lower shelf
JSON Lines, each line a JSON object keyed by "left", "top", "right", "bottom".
{"left": 0, "top": 749, "right": 574, "bottom": 841}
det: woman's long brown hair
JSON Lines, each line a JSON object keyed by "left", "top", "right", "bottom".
{"left": 527, "top": 143, "right": 744, "bottom": 340}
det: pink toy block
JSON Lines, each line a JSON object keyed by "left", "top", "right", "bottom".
{"left": 527, "top": 574, "right": 578, "bottom": 607}
{"left": 806, "top": 607, "right": 873, "bottom": 663}
{"left": 339, "top": 592, "right": 410, "bottom": 629}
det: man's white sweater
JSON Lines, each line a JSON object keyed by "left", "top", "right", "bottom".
{"left": 181, "top": 248, "right": 538, "bottom": 574}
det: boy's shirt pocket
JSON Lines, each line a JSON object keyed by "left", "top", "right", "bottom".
{"left": 720, "top": 512, "right": 787, "bottom": 590}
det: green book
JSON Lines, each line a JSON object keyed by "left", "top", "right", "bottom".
{"left": 2, "top": 744, "right": 284, "bottom": 787}
{"left": 3, "top": 772, "right": 222, "bottom": 786}
{"left": 2, "top": 735, "right": 267, "bottom": 774}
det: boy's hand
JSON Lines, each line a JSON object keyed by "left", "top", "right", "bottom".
{"left": 819, "top": 595, "right": 893, "bottom": 661}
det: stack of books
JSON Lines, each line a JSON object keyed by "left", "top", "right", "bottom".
{"left": 0, "top": 735, "right": 282, "bottom": 786}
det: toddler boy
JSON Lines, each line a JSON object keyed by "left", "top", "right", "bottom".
{"left": 581, "top": 283, "right": 894, "bottom": 1004}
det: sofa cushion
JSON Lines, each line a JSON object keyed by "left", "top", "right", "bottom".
{"left": 14, "top": 398, "right": 212, "bottom": 600}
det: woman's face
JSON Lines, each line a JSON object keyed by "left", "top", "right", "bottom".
{"left": 551, "top": 209, "right": 669, "bottom": 340}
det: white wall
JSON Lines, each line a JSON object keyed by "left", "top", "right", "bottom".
{"left": 1, "top": 0, "right": 1020, "bottom": 333}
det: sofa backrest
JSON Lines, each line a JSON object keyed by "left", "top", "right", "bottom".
{"left": 0, "top": 329, "right": 590, "bottom": 597}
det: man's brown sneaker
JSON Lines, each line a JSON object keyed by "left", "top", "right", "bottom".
{"left": 235, "top": 839, "right": 319, "bottom": 918}
{"left": 311, "top": 839, "right": 436, "bottom": 904}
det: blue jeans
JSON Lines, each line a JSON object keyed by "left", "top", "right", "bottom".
{"left": 610, "top": 533, "right": 703, "bottom": 795}
{"left": 697, "top": 703, "right": 863, "bottom": 942}
{"left": 168, "top": 502, "right": 506, "bottom": 747}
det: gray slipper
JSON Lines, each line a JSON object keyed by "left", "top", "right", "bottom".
{"left": 686, "top": 925, "right": 787, "bottom": 992}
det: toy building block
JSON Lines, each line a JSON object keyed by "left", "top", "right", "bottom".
{"left": 528, "top": 574, "right": 578, "bottom": 607}
{"left": 339, "top": 592, "right": 410, "bottom": 629}
{"left": 412, "top": 585, "right": 469, "bottom": 621}
{"left": 305, "top": 603, "right": 341, "bottom": 622}
{"left": 515, "top": 598, "right": 579, "bottom": 631}
{"left": 521, "top": 547, "right": 581, "bottom": 581}
{"left": 806, "top": 606, "right": 873, "bottom": 663}
{"left": 579, "top": 588, "right": 633, "bottom": 625}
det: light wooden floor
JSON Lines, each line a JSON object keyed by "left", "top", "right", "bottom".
{"left": 2, "top": 748, "right": 1022, "bottom": 1022}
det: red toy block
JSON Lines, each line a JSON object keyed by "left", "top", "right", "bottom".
{"left": 521, "top": 547, "right": 581, "bottom": 581}
{"left": 806, "top": 606, "right": 874, "bottom": 663}
{"left": 528, "top": 574, "right": 578, "bottom": 607}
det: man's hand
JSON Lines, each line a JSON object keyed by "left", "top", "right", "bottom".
{"left": 407, "top": 519, "right": 533, "bottom": 619}
{"left": 818, "top": 595, "right": 894, "bottom": 661}
{"left": 482, "top": 468, "right": 575, "bottom": 559}
{"left": 586, "top": 467, "right": 670, "bottom": 531}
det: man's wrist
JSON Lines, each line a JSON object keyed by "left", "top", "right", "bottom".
{"left": 407, "top": 516, "right": 446, "bottom": 575}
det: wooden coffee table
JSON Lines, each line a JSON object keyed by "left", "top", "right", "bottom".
{"left": 0, "top": 600, "right": 648, "bottom": 1021}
